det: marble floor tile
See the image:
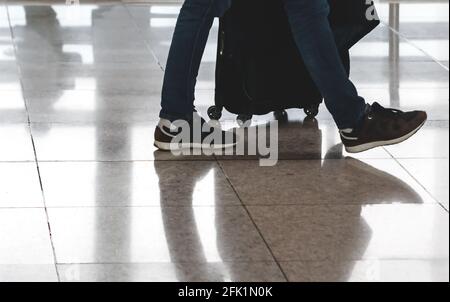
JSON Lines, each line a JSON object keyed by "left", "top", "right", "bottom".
{"left": 47, "top": 206, "right": 274, "bottom": 264}
{"left": 279, "top": 259, "right": 449, "bottom": 282}
{"left": 384, "top": 121, "right": 449, "bottom": 159}
{"left": 15, "top": 49, "right": 157, "bottom": 64}
{"left": 0, "top": 91, "right": 28, "bottom": 123}
{"left": 247, "top": 204, "right": 449, "bottom": 261}
{"left": 380, "top": 1, "right": 449, "bottom": 62}
{"left": 0, "top": 162, "right": 43, "bottom": 208}
{"left": 58, "top": 262, "right": 286, "bottom": 282}
{"left": 349, "top": 24, "right": 439, "bottom": 63}
{"left": 0, "top": 124, "right": 35, "bottom": 161}
{"left": 350, "top": 61, "right": 449, "bottom": 89}
{"left": 0, "top": 31, "right": 12, "bottom": 46}
{"left": 20, "top": 73, "right": 164, "bottom": 93}
{"left": 0, "top": 208, "right": 55, "bottom": 264}
{"left": 0, "top": 61, "right": 19, "bottom": 80}
{"left": 0, "top": 63, "right": 21, "bottom": 90}
{"left": 31, "top": 122, "right": 156, "bottom": 161}
{"left": 11, "top": 28, "right": 146, "bottom": 47}
{"left": 6, "top": 3, "right": 125, "bottom": 21}
{"left": 39, "top": 161, "right": 240, "bottom": 207}
{"left": 408, "top": 39, "right": 449, "bottom": 63}
{"left": 0, "top": 0, "right": 447, "bottom": 283}
{"left": 0, "top": 7, "right": 9, "bottom": 29}
{"left": 31, "top": 122, "right": 217, "bottom": 161}
{"left": 25, "top": 90, "right": 162, "bottom": 123}
{"left": 129, "top": 5, "right": 218, "bottom": 70}
{"left": 0, "top": 264, "right": 58, "bottom": 282}
{"left": 0, "top": 81, "right": 22, "bottom": 90}
{"left": 19, "top": 61, "right": 162, "bottom": 78}
{"left": 219, "top": 159, "right": 434, "bottom": 206}
{"left": 356, "top": 87, "right": 449, "bottom": 121}
{"left": 351, "top": 28, "right": 417, "bottom": 54}
{"left": 398, "top": 158, "right": 449, "bottom": 208}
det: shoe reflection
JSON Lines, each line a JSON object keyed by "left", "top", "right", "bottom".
{"left": 153, "top": 159, "right": 234, "bottom": 281}
{"left": 152, "top": 117, "right": 423, "bottom": 281}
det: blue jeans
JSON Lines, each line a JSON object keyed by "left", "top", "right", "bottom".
{"left": 160, "top": 0, "right": 366, "bottom": 129}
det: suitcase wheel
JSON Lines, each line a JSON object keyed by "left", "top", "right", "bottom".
{"left": 237, "top": 114, "right": 252, "bottom": 127}
{"left": 304, "top": 105, "right": 319, "bottom": 118}
{"left": 303, "top": 116, "right": 319, "bottom": 129}
{"left": 273, "top": 110, "right": 288, "bottom": 122}
{"left": 207, "top": 106, "right": 222, "bottom": 120}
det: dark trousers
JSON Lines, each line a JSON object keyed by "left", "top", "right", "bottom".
{"left": 160, "top": 0, "right": 366, "bottom": 129}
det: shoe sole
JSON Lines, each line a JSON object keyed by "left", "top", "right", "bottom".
{"left": 345, "top": 119, "right": 427, "bottom": 153}
{"left": 154, "top": 141, "right": 237, "bottom": 151}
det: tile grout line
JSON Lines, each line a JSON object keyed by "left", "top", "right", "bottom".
{"left": 395, "top": 158, "right": 449, "bottom": 214}
{"left": 382, "top": 21, "right": 449, "bottom": 72}
{"left": 383, "top": 147, "right": 449, "bottom": 214}
{"left": 215, "top": 160, "right": 290, "bottom": 282}
{"left": 123, "top": 2, "right": 165, "bottom": 72}
{"left": 5, "top": 4, "right": 61, "bottom": 282}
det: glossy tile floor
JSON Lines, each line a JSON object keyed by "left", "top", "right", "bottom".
{"left": 0, "top": 0, "right": 448, "bottom": 282}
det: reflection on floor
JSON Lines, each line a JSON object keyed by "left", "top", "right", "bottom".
{"left": 0, "top": 0, "right": 448, "bottom": 282}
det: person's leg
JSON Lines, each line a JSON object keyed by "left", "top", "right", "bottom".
{"left": 160, "top": 0, "right": 218, "bottom": 121}
{"left": 283, "top": 0, "right": 366, "bottom": 129}
{"left": 155, "top": 0, "right": 237, "bottom": 151}
{"left": 283, "top": 0, "right": 426, "bottom": 153}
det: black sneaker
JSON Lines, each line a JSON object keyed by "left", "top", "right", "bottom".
{"left": 154, "top": 114, "right": 238, "bottom": 151}
{"left": 340, "top": 102, "right": 427, "bottom": 153}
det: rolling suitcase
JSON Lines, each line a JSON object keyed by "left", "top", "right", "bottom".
{"left": 209, "top": 0, "right": 380, "bottom": 125}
